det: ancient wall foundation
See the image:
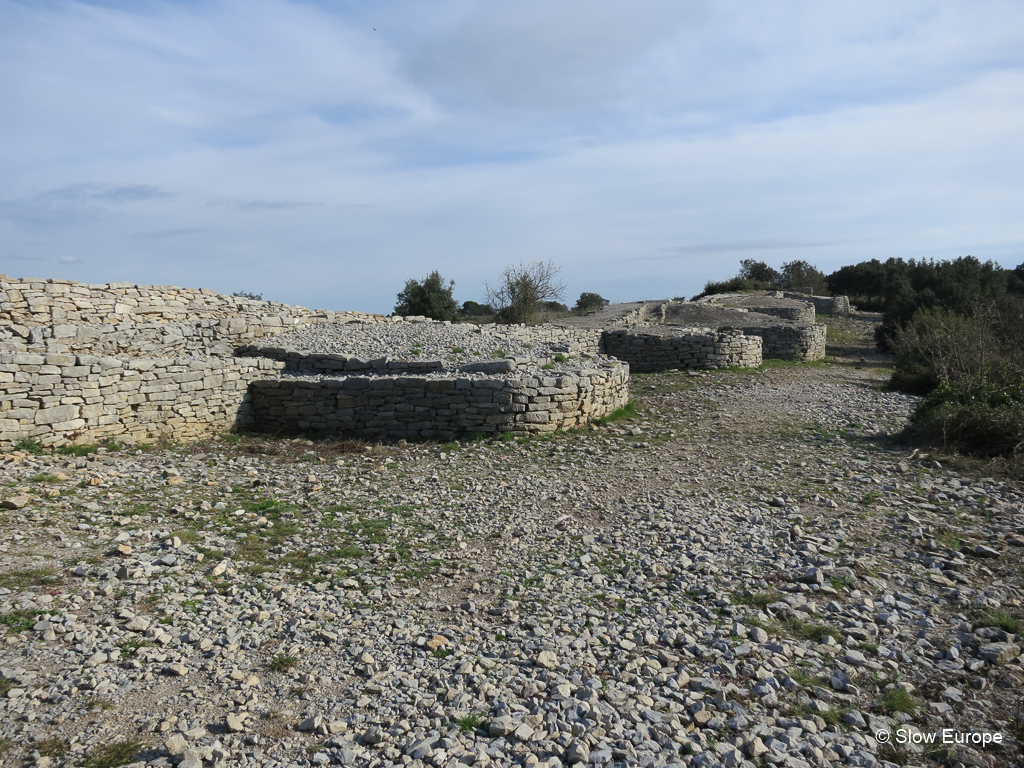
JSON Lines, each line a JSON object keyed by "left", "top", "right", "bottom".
{"left": 783, "top": 293, "right": 850, "bottom": 316}
{"left": 0, "top": 351, "right": 284, "bottom": 448}
{"left": 742, "top": 324, "right": 827, "bottom": 361}
{"left": 601, "top": 328, "right": 762, "bottom": 372}
{"left": 736, "top": 302, "right": 816, "bottom": 323}
{"left": 249, "top": 362, "right": 629, "bottom": 440}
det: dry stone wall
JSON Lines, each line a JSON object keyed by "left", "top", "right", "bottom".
{"left": 0, "top": 276, "right": 629, "bottom": 446}
{"left": 601, "top": 328, "right": 762, "bottom": 372}
{"left": 0, "top": 351, "right": 284, "bottom": 448}
{"left": 249, "top": 362, "right": 629, "bottom": 440}
{"left": 0, "top": 276, "right": 389, "bottom": 358}
{"left": 783, "top": 292, "right": 851, "bottom": 316}
{"left": 735, "top": 302, "right": 815, "bottom": 323}
{"left": 742, "top": 324, "right": 827, "bottom": 361}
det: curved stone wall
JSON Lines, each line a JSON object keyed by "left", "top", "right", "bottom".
{"left": 742, "top": 324, "right": 826, "bottom": 361}
{"left": 737, "top": 302, "right": 816, "bottom": 323}
{"left": 601, "top": 328, "right": 761, "bottom": 372}
{"left": 783, "top": 292, "right": 851, "bottom": 316}
{"left": 249, "top": 362, "right": 629, "bottom": 439}
{"left": 0, "top": 352, "right": 284, "bottom": 448}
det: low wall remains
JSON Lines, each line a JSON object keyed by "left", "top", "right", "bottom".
{"left": 783, "top": 293, "right": 851, "bottom": 316}
{"left": 742, "top": 324, "right": 827, "bottom": 361}
{"left": 601, "top": 328, "right": 762, "bottom": 372}
{"left": 0, "top": 352, "right": 284, "bottom": 448}
{"left": 737, "top": 302, "right": 816, "bottom": 323}
{"left": 249, "top": 362, "right": 629, "bottom": 439}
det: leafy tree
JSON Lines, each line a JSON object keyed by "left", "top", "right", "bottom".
{"left": 485, "top": 261, "right": 566, "bottom": 324}
{"left": 573, "top": 292, "right": 610, "bottom": 314}
{"left": 460, "top": 300, "right": 493, "bottom": 317}
{"left": 738, "top": 260, "right": 780, "bottom": 285}
{"left": 394, "top": 270, "right": 459, "bottom": 321}
{"left": 779, "top": 260, "right": 828, "bottom": 294}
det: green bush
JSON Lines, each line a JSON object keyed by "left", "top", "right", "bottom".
{"left": 572, "top": 292, "right": 610, "bottom": 314}
{"left": 892, "top": 304, "right": 1024, "bottom": 456}
{"left": 395, "top": 270, "right": 460, "bottom": 321}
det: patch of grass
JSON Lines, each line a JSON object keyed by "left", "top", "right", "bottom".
{"left": 591, "top": 400, "right": 638, "bottom": 425}
{"left": 783, "top": 618, "right": 841, "bottom": 643}
{"left": 29, "top": 473, "right": 62, "bottom": 484}
{"left": 454, "top": 713, "right": 484, "bottom": 732}
{"left": 170, "top": 530, "right": 200, "bottom": 544}
{"left": 788, "top": 668, "right": 828, "bottom": 688}
{"left": 118, "top": 639, "right": 154, "bottom": 658}
{"left": 784, "top": 703, "right": 844, "bottom": 727}
{"left": 490, "top": 349, "right": 507, "bottom": 358}
{"left": 830, "top": 575, "right": 856, "bottom": 591}
{"left": 883, "top": 687, "right": 918, "bottom": 715}
{"left": 80, "top": 739, "right": 146, "bottom": 768}
{"left": 857, "top": 642, "right": 880, "bottom": 655}
{"left": 83, "top": 696, "right": 115, "bottom": 711}
{"left": 432, "top": 648, "right": 453, "bottom": 659}
{"left": 268, "top": 654, "right": 299, "bottom": 673}
{"left": 0, "top": 567, "right": 60, "bottom": 590}
{"left": 974, "top": 609, "right": 1023, "bottom": 635}
{"left": 36, "top": 738, "right": 69, "bottom": 757}
{"left": 0, "top": 737, "right": 12, "bottom": 754}
{"left": 0, "top": 609, "right": 36, "bottom": 633}
{"left": 734, "top": 591, "right": 782, "bottom": 610}
{"left": 0, "top": 677, "right": 13, "bottom": 696}
{"left": 13, "top": 437, "right": 46, "bottom": 454}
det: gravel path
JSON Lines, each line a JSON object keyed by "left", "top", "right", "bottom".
{"left": 1, "top": 316, "right": 1022, "bottom": 768}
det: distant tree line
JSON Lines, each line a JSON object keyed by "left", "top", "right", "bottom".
{"left": 693, "top": 259, "right": 828, "bottom": 298}
{"left": 393, "top": 262, "right": 609, "bottom": 325}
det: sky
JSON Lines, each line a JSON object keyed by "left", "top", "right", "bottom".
{"left": 1, "top": 0, "right": 1023, "bottom": 314}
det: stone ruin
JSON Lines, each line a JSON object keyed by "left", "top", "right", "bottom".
{"left": 0, "top": 276, "right": 845, "bottom": 447}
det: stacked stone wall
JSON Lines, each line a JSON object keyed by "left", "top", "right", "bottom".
{"left": 0, "top": 276, "right": 391, "bottom": 358}
{"left": 601, "top": 328, "right": 761, "bottom": 372}
{"left": 782, "top": 293, "right": 850, "bottom": 316}
{"left": 0, "top": 352, "right": 284, "bottom": 448}
{"left": 249, "top": 362, "right": 629, "bottom": 440}
{"left": 737, "top": 302, "right": 816, "bottom": 323}
{"left": 742, "top": 324, "right": 827, "bottom": 361}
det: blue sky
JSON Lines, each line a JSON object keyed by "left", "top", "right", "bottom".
{"left": 2, "top": 0, "right": 1023, "bottom": 313}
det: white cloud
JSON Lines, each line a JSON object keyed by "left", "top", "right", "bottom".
{"left": 0, "top": 0, "right": 1022, "bottom": 310}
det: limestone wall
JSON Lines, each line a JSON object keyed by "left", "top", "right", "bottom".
{"left": 737, "top": 302, "right": 816, "bottom": 323}
{"left": 0, "top": 275, "right": 385, "bottom": 327}
{"left": 249, "top": 363, "right": 629, "bottom": 440}
{"left": 783, "top": 293, "right": 851, "bottom": 316}
{"left": 742, "top": 324, "right": 827, "bottom": 361}
{"left": 0, "top": 352, "right": 284, "bottom": 448}
{"left": 601, "top": 328, "right": 762, "bottom": 372}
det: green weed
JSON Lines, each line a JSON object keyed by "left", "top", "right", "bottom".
{"left": 883, "top": 687, "right": 918, "bottom": 715}
{"left": 80, "top": 739, "right": 146, "bottom": 768}
{"left": 268, "top": 654, "right": 299, "bottom": 672}
{"left": 13, "top": 437, "right": 45, "bottom": 454}
{"left": 454, "top": 713, "right": 484, "bottom": 732}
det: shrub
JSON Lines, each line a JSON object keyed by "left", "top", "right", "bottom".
{"left": 892, "top": 304, "right": 1024, "bottom": 456}
{"left": 693, "top": 259, "right": 828, "bottom": 299}
{"left": 485, "top": 261, "right": 566, "bottom": 324}
{"left": 572, "top": 292, "right": 610, "bottom": 314}
{"left": 395, "top": 270, "right": 460, "bottom": 321}
{"left": 460, "top": 300, "right": 493, "bottom": 318}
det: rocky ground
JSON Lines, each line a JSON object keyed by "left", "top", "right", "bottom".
{"left": 260, "top": 322, "right": 560, "bottom": 365}
{"left": 1, "top": 314, "right": 1022, "bottom": 768}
